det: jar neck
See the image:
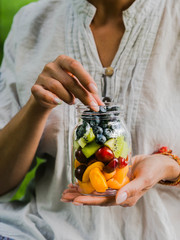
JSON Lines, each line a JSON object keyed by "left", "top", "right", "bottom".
{"left": 76, "top": 103, "right": 124, "bottom": 121}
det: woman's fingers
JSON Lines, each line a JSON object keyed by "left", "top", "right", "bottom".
{"left": 31, "top": 84, "right": 62, "bottom": 108}
{"left": 72, "top": 195, "right": 115, "bottom": 206}
{"left": 55, "top": 55, "right": 98, "bottom": 94}
{"left": 34, "top": 56, "right": 104, "bottom": 111}
{"left": 47, "top": 60, "right": 102, "bottom": 110}
{"left": 116, "top": 174, "right": 152, "bottom": 206}
{"left": 37, "top": 74, "right": 75, "bottom": 104}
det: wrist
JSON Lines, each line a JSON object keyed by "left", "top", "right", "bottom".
{"left": 28, "top": 95, "right": 52, "bottom": 116}
{"left": 163, "top": 156, "right": 180, "bottom": 181}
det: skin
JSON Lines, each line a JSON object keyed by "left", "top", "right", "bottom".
{"left": 0, "top": 0, "right": 179, "bottom": 204}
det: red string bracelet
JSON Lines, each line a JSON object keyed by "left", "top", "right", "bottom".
{"left": 154, "top": 146, "right": 180, "bottom": 186}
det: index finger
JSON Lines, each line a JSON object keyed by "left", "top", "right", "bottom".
{"left": 54, "top": 55, "right": 104, "bottom": 106}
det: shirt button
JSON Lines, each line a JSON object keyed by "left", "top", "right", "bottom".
{"left": 105, "top": 67, "right": 114, "bottom": 76}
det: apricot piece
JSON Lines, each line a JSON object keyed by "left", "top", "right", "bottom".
{"left": 103, "top": 170, "right": 116, "bottom": 181}
{"left": 89, "top": 167, "right": 108, "bottom": 192}
{"left": 74, "top": 159, "right": 81, "bottom": 169}
{"left": 107, "top": 176, "right": 130, "bottom": 190}
{"left": 114, "top": 165, "right": 129, "bottom": 184}
{"left": 82, "top": 161, "right": 104, "bottom": 183}
{"left": 78, "top": 181, "right": 95, "bottom": 194}
{"left": 107, "top": 178, "right": 122, "bottom": 189}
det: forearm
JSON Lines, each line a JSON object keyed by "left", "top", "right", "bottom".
{"left": 0, "top": 95, "right": 51, "bottom": 195}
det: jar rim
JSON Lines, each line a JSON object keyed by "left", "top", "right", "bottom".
{"left": 76, "top": 103, "right": 124, "bottom": 117}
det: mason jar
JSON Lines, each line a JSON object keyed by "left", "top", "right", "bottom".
{"left": 71, "top": 103, "right": 132, "bottom": 196}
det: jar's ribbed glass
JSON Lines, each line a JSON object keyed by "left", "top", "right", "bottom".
{"left": 71, "top": 104, "right": 132, "bottom": 196}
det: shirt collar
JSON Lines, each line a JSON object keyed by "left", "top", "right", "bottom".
{"left": 72, "top": 0, "right": 159, "bottom": 29}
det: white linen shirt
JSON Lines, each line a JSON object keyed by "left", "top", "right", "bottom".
{"left": 0, "top": 0, "right": 180, "bottom": 239}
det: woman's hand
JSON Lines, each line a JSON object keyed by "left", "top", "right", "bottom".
{"left": 31, "top": 55, "right": 103, "bottom": 111}
{"left": 61, "top": 154, "right": 180, "bottom": 207}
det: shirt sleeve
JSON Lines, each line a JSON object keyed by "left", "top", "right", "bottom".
{"left": 0, "top": 11, "right": 23, "bottom": 129}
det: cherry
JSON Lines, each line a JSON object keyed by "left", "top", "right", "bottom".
{"left": 103, "top": 158, "right": 118, "bottom": 173}
{"left": 75, "top": 165, "right": 87, "bottom": 181}
{"left": 75, "top": 149, "right": 87, "bottom": 163}
{"left": 95, "top": 146, "right": 114, "bottom": 163}
{"left": 118, "top": 157, "right": 128, "bottom": 168}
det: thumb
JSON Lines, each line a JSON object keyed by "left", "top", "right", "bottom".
{"left": 116, "top": 178, "right": 145, "bottom": 205}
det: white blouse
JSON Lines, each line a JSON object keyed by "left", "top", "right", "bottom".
{"left": 0, "top": 0, "right": 180, "bottom": 239}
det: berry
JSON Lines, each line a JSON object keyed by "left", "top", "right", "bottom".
{"left": 76, "top": 125, "right": 86, "bottom": 139}
{"left": 99, "top": 120, "right": 108, "bottom": 129}
{"left": 75, "top": 165, "right": 87, "bottom": 181}
{"left": 95, "top": 146, "right": 114, "bottom": 163}
{"left": 99, "top": 106, "right": 107, "bottom": 113}
{"left": 103, "top": 158, "right": 118, "bottom": 173}
{"left": 103, "top": 128, "right": 113, "bottom": 139}
{"left": 93, "top": 126, "right": 103, "bottom": 135}
{"left": 95, "top": 134, "right": 107, "bottom": 144}
{"left": 118, "top": 157, "right": 128, "bottom": 168}
{"left": 89, "top": 116, "right": 100, "bottom": 127}
{"left": 75, "top": 149, "right": 87, "bottom": 163}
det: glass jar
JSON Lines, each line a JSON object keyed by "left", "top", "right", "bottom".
{"left": 71, "top": 104, "right": 132, "bottom": 196}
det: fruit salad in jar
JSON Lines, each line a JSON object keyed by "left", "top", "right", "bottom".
{"left": 72, "top": 104, "right": 131, "bottom": 196}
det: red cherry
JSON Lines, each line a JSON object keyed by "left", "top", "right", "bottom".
{"left": 103, "top": 158, "right": 118, "bottom": 173}
{"left": 118, "top": 157, "right": 128, "bottom": 168}
{"left": 95, "top": 146, "right": 114, "bottom": 163}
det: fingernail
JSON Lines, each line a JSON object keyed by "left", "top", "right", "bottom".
{"left": 73, "top": 202, "right": 83, "bottom": 206}
{"left": 90, "top": 101, "right": 99, "bottom": 112}
{"left": 88, "top": 83, "right": 98, "bottom": 93}
{"left": 54, "top": 97, "right": 62, "bottom": 105}
{"left": 116, "top": 192, "right": 127, "bottom": 204}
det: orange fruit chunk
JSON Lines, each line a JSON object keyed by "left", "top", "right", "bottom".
{"left": 103, "top": 170, "right": 116, "bottom": 181}
{"left": 78, "top": 181, "right": 95, "bottom": 194}
{"left": 74, "top": 159, "right": 81, "bottom": 169}
{"left": 89, "top": 167, "right": 108, "bottom": 192}
{"left": 114, "top": 165, "right": 129, "bottom": 184}
{"left": 107, "top": 176, "right": 130, "bottom": 190}
{"left": 82, "top": 161, "right": 104, "bottom": 183}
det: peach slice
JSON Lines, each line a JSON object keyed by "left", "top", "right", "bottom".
{"left": 74, "top": 159, "right": 81, "bottom": 169}
{"left": 103, "top": 170, "right": 116, "bottom": 181}
{"left": 114, "top": 165, "right": 129, "bottom": 184}
{"left": 107, "top": 176, "right": 130, "bottom": 190}
{"left": 82, "top": 161, "right": 104, "bottom": 183}
{"left": 78, "top": 181, "right": 95, "bottom": 194}
{"left": 89, "top": 167, "right": 108, "bottom": 192}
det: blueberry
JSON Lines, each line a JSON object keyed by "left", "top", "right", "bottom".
{"left": 99, "top": 121, "right": 109, "bottom": 129}
{"left": 89, "top": 116, "right": 100, "bottom": 127}
{"left": 76, "top": 125, "right": 86, "bottom": 139}
{"left": 94, "top": 116, "right": 100, "bottom": 125}
{"left": 93, "top": 126, "right": 103, "bottom": 135}
{"left": 103, "top": 128, "right": 113, "bottom": 139}
{"left": 82, "top": 120, "right": 89, "bottom": 128}
{"left": 110, "top": 106, "right": 120, "bottom": 112}
{"left": 99, "top": 106, "right": 107, "bottom": 113}
{"left": 95, "top": 134, "right": 106, "bottom": 144}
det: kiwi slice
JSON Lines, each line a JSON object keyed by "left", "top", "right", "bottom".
{"left": 120, "top": 141, "right": 129, "bottom": 159}
{"left": 78, "top": 127, "right": 95, "bottom": 148}
{"left": 82, "top": 140, "right": 101, "bottom": 158}
{"left": 104, "top": 136, "right": 125, "bottom": 158}
{"left": 74, "top": 140, "right": 80, "bottom": 150}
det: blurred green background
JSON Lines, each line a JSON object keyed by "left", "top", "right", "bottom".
{"left": 0, "top": 0, "right": 38, "bottom": 64}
